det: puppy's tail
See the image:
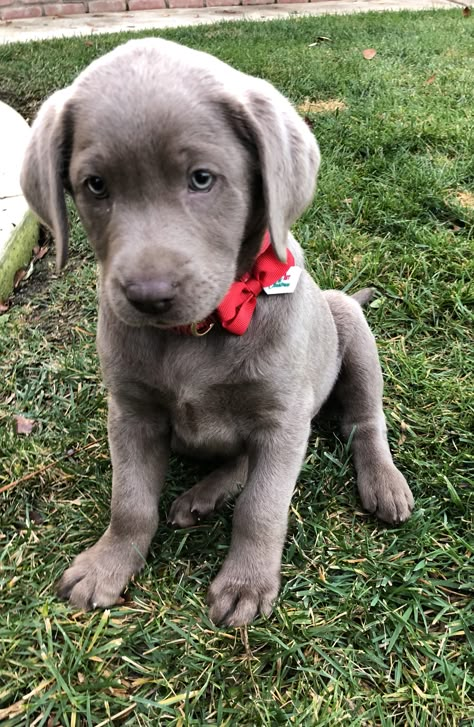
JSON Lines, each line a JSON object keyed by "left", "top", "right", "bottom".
{"left": 351, "top": 287, "right": 376, "bottom": 307}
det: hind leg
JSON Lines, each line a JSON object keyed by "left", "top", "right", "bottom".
{"left": 168, "top": 455, "right": 248, "bottom": 528}
{"left": 325, "top": 291, "right": 414, "bottom": 524}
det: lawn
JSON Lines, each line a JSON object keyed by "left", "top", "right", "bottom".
{"left": 0, "top": 8, "right": 473, "bottom": 726}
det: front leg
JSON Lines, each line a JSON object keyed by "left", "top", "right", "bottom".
{"left": 57, "top": 394, "right": 169, "bottom": 609}
{"left": 207, "top": 418, "right": 310, "bottom": 627}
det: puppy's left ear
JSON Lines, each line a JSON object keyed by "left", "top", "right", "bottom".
{"left": 228, "top": 82, "right": 320, "bottom": 261}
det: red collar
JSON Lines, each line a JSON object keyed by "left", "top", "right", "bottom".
{"left": 173, "top": 232, "right": 294, "bottom": 337}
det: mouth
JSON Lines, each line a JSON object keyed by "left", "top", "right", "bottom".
{"left": 121, "top": 301, "right": 216, "bottom": 331}
{"left": 150, "top": 312, "right": 215, "bottom": 331}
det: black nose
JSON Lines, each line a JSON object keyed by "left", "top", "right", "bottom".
{"left": 125, "top": 279, "right": 177, "bottom": 315}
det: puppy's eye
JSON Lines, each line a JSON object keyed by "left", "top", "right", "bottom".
{"left": 189, "top": 170, "right": 215, "bottom": 192}
{"left": 85, "top": 176, "right": 108, "bottom": 199}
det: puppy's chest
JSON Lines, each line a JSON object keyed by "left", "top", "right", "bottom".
{"left": 135, "top": 346, "right": 267, "bottom": 454}
{"left": 169, "top": 389, "right": 240, "bottom": 455}
{"left": 106, "top": 328, "right": 281, "bottom": 454}
{"left": 162, "top": 377, "right": 260, "bottom": 456}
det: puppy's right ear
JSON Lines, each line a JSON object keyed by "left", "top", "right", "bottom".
{"left": 20, "top": 89, "right": 73, "bottom": 272}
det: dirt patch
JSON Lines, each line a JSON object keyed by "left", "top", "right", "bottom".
{"left": 454, "top": 190, "right": 474, "bottom": 209}
{"left": 298, "top": 99, "right": 347, "bottom": 114}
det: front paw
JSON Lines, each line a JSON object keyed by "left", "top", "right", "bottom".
{"left": 57, "top": 536, "right": 144, "bottom": 610}
{"left": 358, "top": 463, "right": 414, "bottom": 525}
{"left": 207, "top": 559, "right": 280, "bottom": 627}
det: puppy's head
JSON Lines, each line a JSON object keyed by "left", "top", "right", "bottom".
{"left": 21, "top": 38, "right": 320, "bottom": 328}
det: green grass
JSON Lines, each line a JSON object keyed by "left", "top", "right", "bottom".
{"left": 1, "top": 8, "right": 473, "bottom": 726}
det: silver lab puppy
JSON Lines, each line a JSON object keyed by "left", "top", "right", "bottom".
{"left": 21, "top": 38, "right": 414, "bottom": 626}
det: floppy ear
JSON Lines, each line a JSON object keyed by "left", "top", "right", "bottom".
{"left": 20, "top": 88, "right": 73, "bottom": 272}
{"left": 233, "top": 82, "right": 320, "bottom": 262}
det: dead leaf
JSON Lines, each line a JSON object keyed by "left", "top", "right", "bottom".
{"left": 369, "top": 297, "right": 385, "bottom": 310}
{"left": 84, "top": 40, "right": 94, "bottom": 46}
{"left": 425, "top": 74, "right": 436, "bottom": 85}
{"left": 0, "top": 301, "right": 9, "bottom": 313}
{"left": 298, "top": 99, "right": 347, "bottom": 114}
{"left": 454, "top": 190, "right": 474, "bottom": 208}
{"left": 33, "top": 245, "right": 49, "bottom": 261}
{"left": 13, "top": 268, "right": 26, "bottom": 289}
{"left": 15, "top": 415, "right": 35, "bottom": 435}
{"left": 398, "top": 421, "right": 411, "bottom": 446}
{"left": 363, "top": 48, "right": 377, "bottom": 60}
{"left": 463, "top": 6, "right": 471, "bottom": 17}
{"left": 308, "top": 36, "right": 332, "bottom": 46}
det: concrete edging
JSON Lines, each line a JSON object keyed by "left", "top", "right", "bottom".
{"left": 0, "top": 101, "right": 39, "bottom": 304}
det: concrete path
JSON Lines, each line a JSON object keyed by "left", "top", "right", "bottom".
{"left": 0, "top": 1, "right": 451, "bottom": 45}
{"left": 0, "top": 102, "right": 38, "bottom": 303}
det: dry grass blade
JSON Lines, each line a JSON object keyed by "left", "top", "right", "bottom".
{"left": 0, "top": 439, "right": 106, "bottom": 493}
{"left": 298, "top": 99, "right": 347, "bottom": 114}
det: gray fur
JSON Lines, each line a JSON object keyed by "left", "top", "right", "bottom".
{"left": 21, "top": 38, "right": 414, "bottom": 626}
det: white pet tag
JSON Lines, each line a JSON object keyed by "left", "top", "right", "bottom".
{"left": 263, "top": 266, "right": 302, "bottom": 295}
